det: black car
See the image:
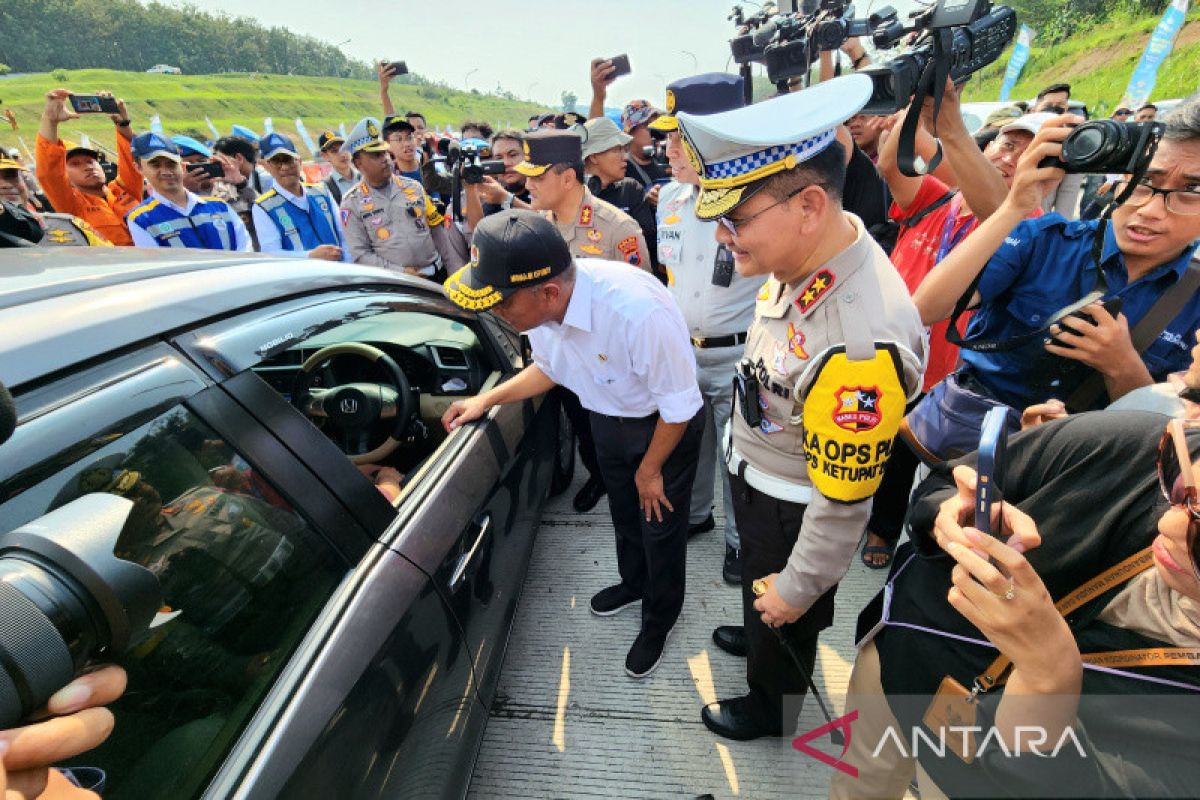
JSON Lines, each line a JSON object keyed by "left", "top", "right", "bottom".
{"left": 0, "top": 248, "right": 574, "bottom": 799}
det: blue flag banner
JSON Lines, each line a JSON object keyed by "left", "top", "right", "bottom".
{"left": 149, "top": 114, "right": 163, "bottom": 135}
{"left": 1123, "top": 0, "right": 1190, "bottom": 109}
{"left": 204, "top": 116, "right": 220, "bottom": 140}
{"left": 339, "top": 122, "right": 348, "bottom": 139}
{"left": 294, "top": 117, "right": 318, "bottom": 156}
{"left": 263, "top": 117, "right": 274, "bottom": 134}
{"left": 999, "top": 25, "right": 1035, "bottom": 101}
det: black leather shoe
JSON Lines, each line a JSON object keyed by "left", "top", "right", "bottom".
{"left": 590, "top": 584, "right": 640, "bottom": 616}
{"left": 723, "top": 545, "right": 741, "bottom": 585}
{"left": 573, "top": 477, "right": 607, "bottom": 512}
{"left": 712, "top": 625, "right": 747, "bottom": 657}
{"left": 701, "top": 694, "right": 782, "bottom": 741}
{"left": 626, "top": 625, "right": 674, "bottom": 678}
{"left": 688, "top": 513, "right": 715, "bottom": 538}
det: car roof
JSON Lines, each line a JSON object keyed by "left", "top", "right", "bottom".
{"left": 0, "top": 248, "right": 432, "bottom": 390}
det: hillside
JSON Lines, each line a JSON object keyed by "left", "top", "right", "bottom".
{"left": 0, "top": 70, "right": 544, "bottom": 157}
{"left": 963, "top": 4, "right": 1200, "bottom": 111}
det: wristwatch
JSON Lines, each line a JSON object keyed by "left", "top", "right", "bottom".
{"left": 115, "top": 120, "right": 131, "bottom": 128}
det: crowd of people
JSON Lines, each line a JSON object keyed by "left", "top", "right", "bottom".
{"left": 2, "top": 39, "right": 1200, "bottom": 799}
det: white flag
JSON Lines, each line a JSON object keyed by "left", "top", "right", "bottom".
{"left": 339, "top": 122, "right": 348, "bottom": 138}
{"left": 149, "top": 114, "right": 163, "bottom": 134}
{"left": 263, "top": 117, "right": 275, "bottom": 133}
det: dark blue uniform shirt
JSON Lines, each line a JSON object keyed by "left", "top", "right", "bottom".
{"left": 959, "top": 214, "right": 1200, "bottom": 410}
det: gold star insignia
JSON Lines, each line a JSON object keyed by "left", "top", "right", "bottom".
{"left": 812, "top": 276, "right": 828, "bottom": 291}
{"left": 801, "top": 289, "right": 816, "bottom": 305}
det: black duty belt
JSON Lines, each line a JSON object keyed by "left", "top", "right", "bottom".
{"left": 691, "top": 332, "right": 748, "bottom": 349}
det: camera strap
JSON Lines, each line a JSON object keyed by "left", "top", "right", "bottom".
{"left": 896, "top": 28, "right": 953, "bottom": 179}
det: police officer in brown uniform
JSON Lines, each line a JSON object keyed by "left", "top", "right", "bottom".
{"left": 0, "top": 156, "right": 111, "bottom": 246}
{"left": 340, "top": 117, "right": 456, "bottom": 281}
{"left": 518, "top": 127, "right": 653, "bottom": 512}
{"left": 518, "top": 129, "right": 651, "bottom": 270}
{"left": 676, "top": 75, "right": 927, "bottom": 740}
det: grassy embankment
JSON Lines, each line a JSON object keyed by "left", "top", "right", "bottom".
{"left": 0, "top": 69, "right": 545, "bottom": 156}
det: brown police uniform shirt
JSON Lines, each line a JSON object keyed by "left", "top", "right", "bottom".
{"left": 549, "top": 188, "right": 650, "bottom": 270}
{"left": 340, "top": 175, "right": 452, "bottom": 276}
{"left": 729, "top": 213, "right": 926, "bottom": 612}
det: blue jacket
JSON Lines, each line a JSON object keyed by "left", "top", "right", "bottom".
{"left": 126, "top": 194, "right": 243, "bottom": 251}
{"left": 253, "top": 186, "right": 342, "bottom": 253}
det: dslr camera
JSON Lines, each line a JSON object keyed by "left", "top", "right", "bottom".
{"left": 441, "top": 138, "right": 506, "bottom": 185}
{"left": 1039, "top": 120, "right": 1166, "bottom": 174}
{"left": 858, "top": 0, "right": 1017, "bottom": 114}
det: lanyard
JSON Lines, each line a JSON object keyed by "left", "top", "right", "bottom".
{"left": 934, "top": 193, "right": 971, "bottom": 265}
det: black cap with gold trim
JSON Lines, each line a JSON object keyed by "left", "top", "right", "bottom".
{"left": 650, "top": 72, "right": 745, "bottom": 133}
{"left": 514, "top": 130, "right": 583, "bottom": 177}
{"left": 443, "top": 209, "right": 573, "bottom": 312}
{"left": 675, "top": 74, "right": 871, "bottom": 220}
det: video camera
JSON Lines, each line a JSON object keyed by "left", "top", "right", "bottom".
{"left": 643, "top": 128, "right": 669, "bottom": 169}
{"left": 441, "top": 138, "right": 505, "bottom": 185}
{"left": 858, "top": 0, "right": 1017, "bottom": 114}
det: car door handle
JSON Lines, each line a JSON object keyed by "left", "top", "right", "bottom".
{"left": 449, "top": 514, "right": 491, "bottom": 592}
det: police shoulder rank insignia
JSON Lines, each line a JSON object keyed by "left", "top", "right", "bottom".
{"left": 795, "top": 269, "right": 835, "bottom": 314}
{"left": 579, "top": 205, "right": 593, "bottom": 226}
{"left": 587, "top": 228, "right": 602, "bottom": 243}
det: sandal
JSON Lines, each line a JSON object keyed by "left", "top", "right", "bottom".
{"left": 861, "top": 543, "right": 896, "bottom": 570}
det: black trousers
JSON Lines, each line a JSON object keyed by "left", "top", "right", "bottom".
{"left": 865, "top": 435, "right": 920, "bottom": 544}
{"left": 730, "top": 471, "right": 837, "bottom": 724}
{"left": 590, "top": 408, "right": 704, "bottom": 638}
{"left": 559, "top": 389, "right": 601, "bottom": 480}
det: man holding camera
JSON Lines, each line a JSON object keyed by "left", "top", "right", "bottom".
{"left": 676, "top": 74, "right": 925, "bottom": 741}
{"left": 35, "top": 88, "right": 144, "bottom": 246}
{"left": 126, "top": 133, "right": 252, "bottom": 252}
{"left": 340, "top": 117, "right": 455, "bottom": 280}
{"left": 914, "top": 97, "right": 1200, "bottom": 441}
{"left": 252, "top": 133, "right": 348, "bottom": 261}
{"left": 652, "top": 72, "right": 759, "bottom": 582}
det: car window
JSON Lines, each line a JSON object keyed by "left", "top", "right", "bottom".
{"left": 0, "top": 406, "right": 344, "bottom": 800}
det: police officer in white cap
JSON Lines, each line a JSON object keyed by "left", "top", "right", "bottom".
{"left": 651, "top": 72, "right": 759, "bottom": 586}
{"left": 676, "top": 74, "right": 926, "bottom": 740}
{"left": 252, "top": 132, "right": 349, "bottom": 261}
{"left": 340, "top": 117, "right": 456, "bottom": 280}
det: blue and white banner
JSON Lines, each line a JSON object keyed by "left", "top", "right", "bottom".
{"left": 262, "top": 117, "right": 275, "bottom": 134}
{"left": 204, "top": 116, "right": 220, "bottom": 140}
{"left": 999, "top": 25, "right": 1035, "bottom": 102}
{"left": 149, "top": 114, "right": 163, "bottom": 135}
{"left": 338, "top": 122, "right": 348, "bottom": 139}
{"left": 1123, "top": 0, "right": 1190, "bottom": 109}
{"left": 294, "top": 117, "right": 318, "bottom": 156}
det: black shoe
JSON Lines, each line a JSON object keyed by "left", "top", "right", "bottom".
{"left": 589, "top": 584, "right": 640, "bottom": 617}
{"left": 712, "top": 625, "right": 747, "bottom": 657}
{"left": 701, "top": 694, "right": 782, "bottom": 741}
{"left": 625, "top": 625, "right": 674, "bottom": 678}
{"left": 688, "top": 513, "right": 715, "bottom": 538}
{"left": 723, "top": 545, "right": 741, "bottom": 585}
{"left": 573, "top": 477, "right": 607, "bottom": 512}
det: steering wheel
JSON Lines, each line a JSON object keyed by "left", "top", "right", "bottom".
{"left": 294, "top": 342, "right": 416, "bottom": 464}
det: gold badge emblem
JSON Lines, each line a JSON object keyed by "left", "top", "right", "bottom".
{"left": 580, "top": 244, "right": 603, "bottom": 255}
{"left": 587, "top": 229, "right": 602, "bottom": 243}
{"left": 523, "top": 141, "right": 531, "bottom": 159}
{"left": 683, "top": 137, "right": 704, "bottom": 177}
{"left": 665, "top": 89, "right": 676, "bottom": 114}
{"left": 377, "top": 227, "right": 391, "bottom": 240}
{"left": 366, "top": 120, "right": 379, "bottom": 138}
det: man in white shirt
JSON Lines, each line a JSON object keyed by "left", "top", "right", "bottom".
{"left": 125, "top": 133, "right": 252, "bottom": 252}
{"left": 441, "top": 209, "right": 705, "bottom": 679}
{"left": 252, "top": 132, "right": 348, "bottom": 261}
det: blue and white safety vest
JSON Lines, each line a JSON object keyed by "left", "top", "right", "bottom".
{"left": 254, "top": 185, "right": 343, "bottom": 252}
{"left": 126, "top": 195, "right": 240, "bottom": 250}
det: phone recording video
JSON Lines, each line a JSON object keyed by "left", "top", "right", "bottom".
{"left": 607, "top": 54, "right": 631, "bottom": 79}
{"left": 69, "top": 94, "right": 120, "bottom": 115}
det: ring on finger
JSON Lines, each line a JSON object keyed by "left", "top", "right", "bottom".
{"left": 999, "top": 577, "right": 1016, "bottom": 601}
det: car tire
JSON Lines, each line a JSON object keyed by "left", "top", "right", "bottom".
{"left": 549, "top": 397, "right": 575, "bottom": 497}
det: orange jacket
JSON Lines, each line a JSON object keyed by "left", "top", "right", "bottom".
{"left": 35, "top": 134, "right": 144, "bottom": 246}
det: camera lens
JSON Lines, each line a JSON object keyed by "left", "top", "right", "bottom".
{"left": 0, "top": 495, "right": 160, "bottom": 726}
{"left": 1062, "top": 121, "right": 1128, "bottom": 172}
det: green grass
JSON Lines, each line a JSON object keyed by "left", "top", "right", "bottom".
{"left": 0, "top": 69, "right": 545, "bottom": 156}
{"left": 963, "top": 6, "right": 1200, "bottom": 113}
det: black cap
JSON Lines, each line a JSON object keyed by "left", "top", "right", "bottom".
{"left": 317, "top": 130, "right": 345, "bottom": 151}
{"left": 515, "top": 130, "right": 582, "bottom": 177}
{"left": 443, "top": 210, "right": 572, "bottom": 311}
{"left": 381, "top": 115, "right": 415, "bottom": 137}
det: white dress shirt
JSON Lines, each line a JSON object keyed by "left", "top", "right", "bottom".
{"left": 251, "top": 182, "right": 351, "bottom": 261}
{"left": 527, "top": 259, "right": 703, "bottom": 423}
{"left": 657, "top": 181, "right": 760, "bottom": 339}
{"left": 128, "top": 190, "right": 253, "bottom": 252}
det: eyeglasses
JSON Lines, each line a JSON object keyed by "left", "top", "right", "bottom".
{"left": 717, "top": 184, "right": 811, "bottom": 237}
{"left": 387, "top": 133, "right": 417, "bottom": 144}
{"left": 1156, "top": 418, "right": 1200, "bottom": 577}
{"left": 1113, "top": 181, "right": 1200, "bottom": 216}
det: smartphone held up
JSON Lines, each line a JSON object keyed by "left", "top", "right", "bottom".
{"left": 68, "top": 94, "right": 120, "bottom": 115}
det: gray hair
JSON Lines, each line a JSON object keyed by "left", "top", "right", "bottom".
{"left": 1163, "top": 92, "right": 1200, "bottom": 142}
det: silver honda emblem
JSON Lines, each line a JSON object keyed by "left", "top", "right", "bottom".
{"left": 340, "top": 398, "right": 359, "bottom": 414}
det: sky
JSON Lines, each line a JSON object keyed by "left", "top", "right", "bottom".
{"left": 174, "top": 0, "right": 920, "bottom": 110}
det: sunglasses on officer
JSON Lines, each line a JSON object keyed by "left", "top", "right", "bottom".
{"left": 1156, "top": 418, "right": 1200, "bottom": 577}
